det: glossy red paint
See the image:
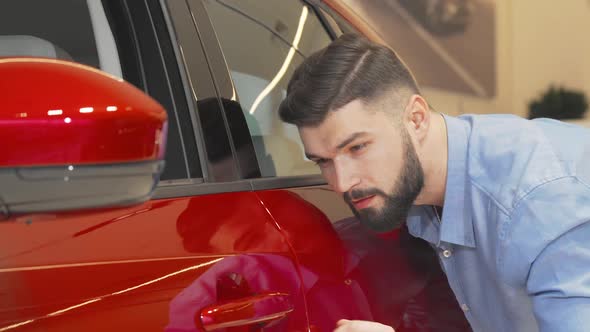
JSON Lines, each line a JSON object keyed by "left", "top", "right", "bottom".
{"left": 0, "top": 58, "right": 167, "bottom": 167}
{"left": 0, "top": 192, "right": 309, "bottom": 332}
{"left": 199, "top": 292, "right": 293, "bottom": 331}
{"left": 257, "top": 189, "right": 472, "bottom": 331}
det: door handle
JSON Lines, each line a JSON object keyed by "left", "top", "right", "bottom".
{"left": 199, "top": 292, "right": 293, "bottom": 331}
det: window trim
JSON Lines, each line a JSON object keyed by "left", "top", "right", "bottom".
{"left": 312, "top": 3, "right": 343, "bottom": 38}
{"left": 185, "top": 0, "right": 262, "bottom": 180}
{"left": 159, "top": 0, "right": 210, "bottom": 183}
{"left": 144, "top": 1, "right": 193, "bottom": 180}
{"left": 102, "top": 0, "right": 147, "bottom": 91}
{"left": 166, "top": 0, "right": 242, "bottom": 184}
{"left": 106, "top": 0, "right": 203, "bottom": 182}
{"left": 153, "top": 174, "right": 327, "bottom": 199}
{"left": 249, "top": 174, "right": 326, "bottom": 191}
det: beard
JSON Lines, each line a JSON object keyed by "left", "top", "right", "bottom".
{"left": 344, "top": 129, "right": 424, "bottom": 233}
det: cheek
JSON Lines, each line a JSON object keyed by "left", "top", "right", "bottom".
{"left": 364, "top": 144, "right": 403, "bottom": 187}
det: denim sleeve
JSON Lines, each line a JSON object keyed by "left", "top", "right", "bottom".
{"left": 526, "top": 220, "right": 590, "bottom": 331}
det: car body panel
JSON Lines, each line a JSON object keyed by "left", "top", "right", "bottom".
{"left": 0, "top": 192, "right": 308, "bottom": 331}
{"left": 0, "top": 58, "right": 167, "bottom": 167}
{"left": 257, "top": 188, "right": 472, "bottom": 332}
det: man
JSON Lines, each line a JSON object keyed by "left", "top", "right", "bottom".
{"left": 278, "top": 33, "right": 590, "bottom": 332}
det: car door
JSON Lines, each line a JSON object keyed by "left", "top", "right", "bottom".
{"left": 0, "top": 1, "right": 309, "bottom": 331}
{"left": 196, "top": 0, "right": 473, "bottom": 331}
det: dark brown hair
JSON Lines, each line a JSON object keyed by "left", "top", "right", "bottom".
{"left": 279, "top": 33, "right": 420, "bottom": 127}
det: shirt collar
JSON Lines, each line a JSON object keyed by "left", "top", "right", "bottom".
{"left": 407, "top": 115, "right": 476, "bottom": 248}
{"left": 440, "top": 114, "right": 475, "bottom": 248}
{"left": 407, "top": 205, "right": 440, "bottom": 245}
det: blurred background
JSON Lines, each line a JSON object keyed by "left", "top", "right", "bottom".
{"left": 342, "top": 0, "right": 590, "bottom": 126}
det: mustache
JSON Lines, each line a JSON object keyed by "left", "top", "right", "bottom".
{"left": 343, "top": 188, "right": 388, "bottom": 204}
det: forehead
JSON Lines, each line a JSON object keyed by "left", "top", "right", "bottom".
{"left": 298, "top": 99, "right": 395, "bottom": 154}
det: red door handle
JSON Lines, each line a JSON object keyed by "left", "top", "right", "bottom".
{"left": 199, "top": 292, "right": 293, "bottom": 331}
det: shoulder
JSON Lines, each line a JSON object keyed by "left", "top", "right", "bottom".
{"left": 462, "top": 114, "right": 590, "bottom": 213}
{"left": 456, "top": 114, "right": 590, "bottom": 284}
{"left": 500, "top": 176, "right": 590, "bottom": 284}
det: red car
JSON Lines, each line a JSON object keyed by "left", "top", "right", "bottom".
{"left": 0, "top": 0, "right": 471, "bottom": 331}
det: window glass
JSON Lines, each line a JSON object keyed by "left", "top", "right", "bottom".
{"left": 204, "top": 0, "right": 332, "bottom": 177}
{"left": 0, "top": 0, "right": 122, "bottom": 77}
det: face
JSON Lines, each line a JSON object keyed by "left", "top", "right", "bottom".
{"left": 299, "top": 99, "right": 424, "bottom": 233}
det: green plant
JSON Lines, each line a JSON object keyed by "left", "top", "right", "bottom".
{"left": 528, "top": 86, "right": 588, "bottom": 120}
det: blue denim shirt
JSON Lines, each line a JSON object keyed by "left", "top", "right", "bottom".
{"left": 407, "top": 114, "right": 590, "bottom": 332}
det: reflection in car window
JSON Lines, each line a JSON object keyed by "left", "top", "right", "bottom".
{"left": 204, "top": 0, "right": 332, "bottom": 177}
{"left": 0, "top": 0, "right": 122, "bottom": 77}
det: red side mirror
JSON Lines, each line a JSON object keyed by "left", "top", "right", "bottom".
{"left": 0, "top": 58, "right": 168, "bottom": 217}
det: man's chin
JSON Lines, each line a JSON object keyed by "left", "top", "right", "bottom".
{"left": 352, "top": 207, "right": 406, "bottom": 234}
{"left": 361, "top": 217, "right": 406, "bottom": 233}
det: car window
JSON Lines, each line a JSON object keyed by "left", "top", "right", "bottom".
{"left": 203, "top": 0, "right": 332, "bottom": 177}
{"left": 0, "top": 0, "right": 122, "bottom": 78}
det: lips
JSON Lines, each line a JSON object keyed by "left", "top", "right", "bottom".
{"left": 351, "top": 195, "right": 375, "bottom": 209}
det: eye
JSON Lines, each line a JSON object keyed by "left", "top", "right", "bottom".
{"left": 314, "top": 158, "right": 330, "bottom": 168}
{"left": 350, "top": 142, "right": 368, "bottom": 153}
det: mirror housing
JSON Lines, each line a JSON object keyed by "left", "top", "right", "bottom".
{"left": 0, "top": 58, "right": 167, "bottom": 217}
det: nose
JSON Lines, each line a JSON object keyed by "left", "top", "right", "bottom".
{"left": 329, "top": 159, "right": 360, "bottom": 195}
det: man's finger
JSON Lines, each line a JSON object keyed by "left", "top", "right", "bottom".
{"left": 333, "top": 320, "right": 395, "bottom": 332}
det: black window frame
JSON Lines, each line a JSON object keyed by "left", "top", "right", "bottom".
{"left": 103, "top": 0, "right": 203, "bottom": 183}
{"left": 154, "top": 0, "right": 254, "bottom": 199}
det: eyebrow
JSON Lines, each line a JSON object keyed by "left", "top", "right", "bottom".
{"left": 305, "top": 132, "right": 369, "bottom": 160}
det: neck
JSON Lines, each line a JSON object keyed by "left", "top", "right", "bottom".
{"left": 415, "top": 112, "right": 448, "bottom": 207}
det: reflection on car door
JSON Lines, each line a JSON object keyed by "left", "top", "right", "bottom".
{"left": 0, "top": 193, "right": 310, "bottom": 331}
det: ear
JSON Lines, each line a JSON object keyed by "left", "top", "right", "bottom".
{"left": 403, "top": 94, "right": 430, "bottom": 143}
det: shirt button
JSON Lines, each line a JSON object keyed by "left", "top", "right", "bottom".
{"left": 442, "top": 249, "right": 452, "bottom": 258}
{"left": 461, "top": 304, "right": 470, "bottom": 312}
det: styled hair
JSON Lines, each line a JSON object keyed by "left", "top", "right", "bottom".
{"left": 279, "top": 33, "right": 420, "bottom": 127}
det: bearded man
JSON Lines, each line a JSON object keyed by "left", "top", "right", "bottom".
{"left": 278, "top": 33, "right": 590, "bottom": 332}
